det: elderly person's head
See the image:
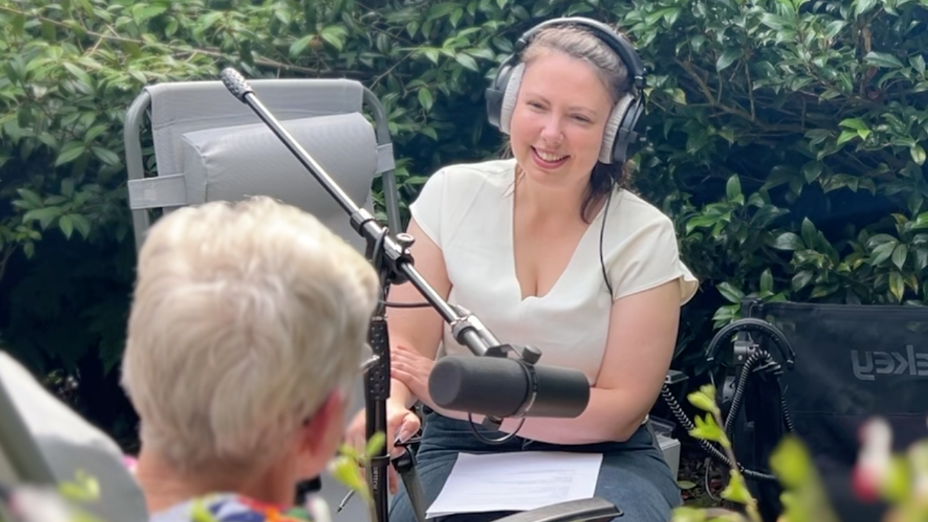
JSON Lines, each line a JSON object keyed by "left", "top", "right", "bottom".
{"left": 120, "top": 196, "right": 378, "bottom": 516}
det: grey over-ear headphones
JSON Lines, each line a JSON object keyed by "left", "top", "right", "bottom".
{"left": 485, "top": 17, "right": 647, "bottom": 165}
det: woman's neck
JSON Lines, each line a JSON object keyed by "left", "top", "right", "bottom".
{"left": 513, "top": 167, "right": 592, "bottom": 225}
{"left": 136, "top": 449, "right": 295, "bottom": 514}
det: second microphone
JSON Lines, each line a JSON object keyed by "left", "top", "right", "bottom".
{"left": 427, "top": 354, "right": 591, "bottom": 419}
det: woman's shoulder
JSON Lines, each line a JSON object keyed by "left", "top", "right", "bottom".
{"left": 428, "top": 157, "right": 516, "bottom": 190}
{"left": 411, "top": 157, "right": 515, "bottom": 222}
{"left": 604, "top": 188, "right": 700, "bottom": 304}
{"left": 609, "top": 189, "right": 676, "bottom": 231}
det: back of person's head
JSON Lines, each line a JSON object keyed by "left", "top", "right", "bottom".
{"left": 120, "top": 196, "right": 378, "bottom": 475}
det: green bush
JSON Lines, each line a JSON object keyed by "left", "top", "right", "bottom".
{"left": 0, "top": 0, "right": 927, "bottom": 439}
{"left": 621, "top": 0, "right": 928, "bottom": 368}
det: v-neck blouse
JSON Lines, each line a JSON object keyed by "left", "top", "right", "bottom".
{"left": 409, "top": 158, "right": 698, "bottom": 385}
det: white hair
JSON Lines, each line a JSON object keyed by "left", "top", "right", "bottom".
{"left": 120, "top": 196, "right": 378, "bottom": 472}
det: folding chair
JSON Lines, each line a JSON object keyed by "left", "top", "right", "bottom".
{"left": 122, "top": 76, "right": 406, "bottom": 522}
{"left": 123, "top": 77, "right": 403, "bottom": 253}
{"left": 0, "top": 350, "right": 148, "bottom": 521}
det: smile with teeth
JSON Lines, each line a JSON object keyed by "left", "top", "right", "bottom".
{"left": 533, "top": 148, "right": 568, "bottom": 162}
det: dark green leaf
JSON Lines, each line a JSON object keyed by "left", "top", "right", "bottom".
{"left": 911, "top": 145, "right": 926, "bottom": 166}
{"left": 16, "top": 189, "right": 43, "bottom": 209}
{"left": 892, "top": 244, "right": 908, "bottom": 270}
{"left": 726, "top": 175, "right": 741, "bottom": 202}
{"left": 716, "top": 49, "right": 740, "bottom": 72}
{"left": 421, "top": 127, "right": 438, "bottom": 140}
{"left": 759, "top": 13, "right": 791, "bottom": 30}
{"left": 289, "top": 35, "right": 314, "bottom": 57}
{"left": 805, "top": 129, "right": 831, "bottom": 146}
{"left": 824, "top": 20, "right": 845, "bottom": 38}
{"left": 454, "top": 53, "right": 479, "bottom": 71}
{"left": 916, "top": 249, "right": 928, "bottom": 271}
{"left": 864, "top": 52, "right": 904, "bottom": 69}
{"left": 871, "top": 241, "right": 897, "bottom": 265}
{"left": 61, "top": 178, "right": 75, "bottom": 198}
{"left": 70, "top": 214, "right": 92, "bottom": 239}
{"left": 773, "top": 232, "right": 804, "bottom": 251}
{"left": 91, "top": 146, "right": 120, "bottom": 167}
{"left": 839, "top": 118, "right": 868, "bottom": 132}
{"left": 867, "top": 233, "right": 898, "bottom": 247}
{"left": 717, "top": 282, "right": 745, "bottom": 304}
{"left": 59, "top": 215, "right": 74, "bottom": 239}
{"left": 760, "top": 268, "right": 773, "bottom": 294}
{"left": 791, "top": 270, "right": 813, "bottom": 292}
{"left": 321, "top": 26, "right": 348, "bottom": 51}
{"left": 854, "top": 0, "right": 878, "bottom": 16}
{"left": 418, "top": 88, "right": 433, "bottom": 112}
{"left": 836, "top": 130, "right": 858, "bottom": 145}
{"left": 63, "top": 63, "right": 93, "bottom": 90}
{"left": 56, "top": 141, "right": 86, "bottom": 167}
{"left": 801, "top": 218, "right": 817, "bottom": 249}
{"left": 23, "top": 206, "right": 63, "bottom": 230}
{"left": 912, "top": 55, "right": 927, "bottom": 74}
{"left": 802, "top": 162, "right": 822, "bottom": 183}
{"left": 889, "top": 271, "right": 905, "bottom": 302}
{"left": 686, "top": 215, "right": 716, "bottom": 234}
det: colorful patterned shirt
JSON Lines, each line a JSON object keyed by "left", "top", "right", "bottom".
{"left": 149, "top": 493, "right": 315, "bottom": 522}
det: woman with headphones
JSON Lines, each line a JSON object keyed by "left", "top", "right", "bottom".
{"left": 346, "top": 17, "right": 699, "bottom": 522}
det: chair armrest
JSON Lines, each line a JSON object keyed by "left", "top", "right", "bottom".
{"left": 493, "top": 498, "right": 622, "bottom": 522}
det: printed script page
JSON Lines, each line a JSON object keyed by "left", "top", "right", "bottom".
{"left": 425, "top": 451, "right": 603, "bottom": 518}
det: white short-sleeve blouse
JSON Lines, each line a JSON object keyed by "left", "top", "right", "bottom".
{"left": 409, "top": 158, "right": 699, "bottom": 385}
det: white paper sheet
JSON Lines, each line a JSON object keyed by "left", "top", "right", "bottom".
{"left": 425, "top": 451, "right": 603, "bottom": 518}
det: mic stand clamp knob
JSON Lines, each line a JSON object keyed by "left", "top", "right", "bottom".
{"left": 395, "top": 233, "right": 415, "bottom": 250}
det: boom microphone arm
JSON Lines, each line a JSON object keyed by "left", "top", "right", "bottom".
{"left": 219, "top": 68, "right": 592, "bottom": 522}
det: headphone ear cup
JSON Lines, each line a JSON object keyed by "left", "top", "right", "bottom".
{"left": 497, "top": 63, "right": 525, "bottom": 135}
{"left": 614, "top": 96, "right": 645, "bottom": 164}
{"left": 598, "top": 94, "right": 634, "bottom": 164}
{"left": 486, "top": 57, "right": 520, "bottom": 130}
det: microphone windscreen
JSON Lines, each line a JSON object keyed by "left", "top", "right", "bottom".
{"left": 428, "top": 355, "right": 589, "bottom": 419}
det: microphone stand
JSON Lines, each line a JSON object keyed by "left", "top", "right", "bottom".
{"left": 219, "top": 68, "right": 538, "bottom": 522}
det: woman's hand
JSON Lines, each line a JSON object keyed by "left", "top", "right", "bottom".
{"left": 344, "top": 398, "right": 421, "bottom": 494}
{"left": 391, "top": 344, "right": 436, "bottom": 409}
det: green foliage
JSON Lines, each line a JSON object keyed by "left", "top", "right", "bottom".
{"left": 623, "top": 0, "right": 928, "bottom": 334}
{"left": 676, "top": 388, "right": 928, "bottom": 522}
{"left": 680, "top": 385, "right": 764, "bottom": 522}
{"left": 328, "top": 431, "right": 387, "bottom": 506}
{"left": 672, "top": 385, "right": 842, "bottom": 522}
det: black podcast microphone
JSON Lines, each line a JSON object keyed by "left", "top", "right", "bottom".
{"left": 428, "top": 354, "right": 590, "bottom": 419}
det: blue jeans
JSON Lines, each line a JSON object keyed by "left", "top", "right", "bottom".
{"left": 389, "top": 412, "right": 682, "bottom": 522}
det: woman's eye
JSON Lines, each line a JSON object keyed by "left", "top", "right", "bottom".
{"left": 573, "top": 115, "right": 592, "bottom": 123}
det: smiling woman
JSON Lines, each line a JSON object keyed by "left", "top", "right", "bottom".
{"left": 344, "top": 17, "right": 699, "bottom": 522}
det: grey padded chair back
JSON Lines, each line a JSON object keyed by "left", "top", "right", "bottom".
{"left": 123, "top": 78, "right": 402, "bottom": 253}
{"left": 0, "top": 351, "right": 148, "bottom": 521}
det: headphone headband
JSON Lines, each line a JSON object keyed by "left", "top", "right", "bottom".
{"left": 513, "top": 17, "right": 646, "bottom": 91}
